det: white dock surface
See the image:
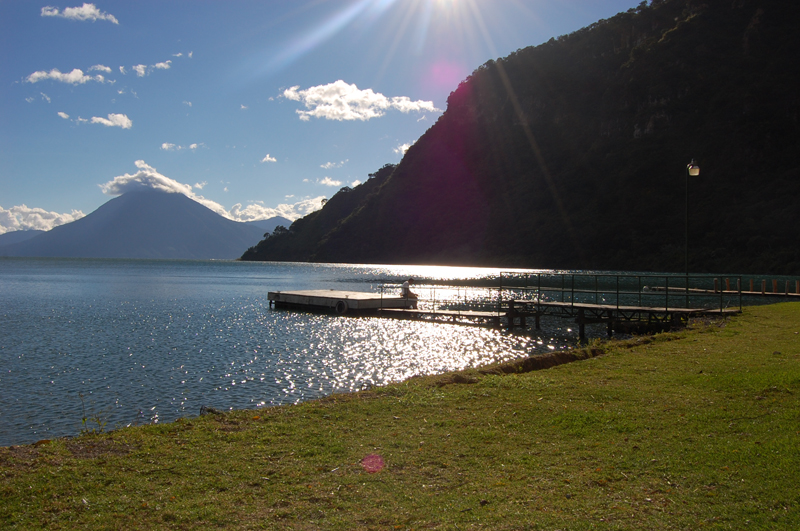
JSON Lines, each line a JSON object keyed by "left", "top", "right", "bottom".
{"left": 268, "top": 289, "right": 414, "bottom": 313}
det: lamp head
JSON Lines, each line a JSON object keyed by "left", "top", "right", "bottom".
{"left": 687, "top": 159, "right": 700, "bottom": 177}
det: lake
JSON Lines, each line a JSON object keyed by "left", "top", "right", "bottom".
{"left": 0, "top": 258, "right": 581, "bottom": 446}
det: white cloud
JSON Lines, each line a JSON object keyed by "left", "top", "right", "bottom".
{"left": 91, "top": 113, "right": 132, "bottom": 129}
{"left": 351, "top": 179, "right": 362, "bottom": 187}
{"left": 229, "top": 197, "right": 325, "bottom": 223}
{"left": 161, "top": 142, "right": 202, "bottom": 151}
{"left": 101, "top": 160, "right": 194, "bottom": 195}
{"left": 394, "top": 143, "right": 412, "bottom": 155}
{"left": 119, "top": 66, "right": 126, "bottom": 75}
{"left": 240, "top": 104, "right": 248, "bottom": 110}
{"left": 284, "top": 80, "right": 440, "bottom": 121}
{"left": 173, "top": 53, "right": 183, "bottom": 58}
{"left": 89, "top": 64, "right": 112, "bottom": 73}
{"left": 26, "top": 68, "right": 104, "bottom": 85}
{"left": 40, "top": 93, "right": 51, "bottom": 103}
{"left": 41, "top": 3, "right": 119, "bottom": 24}
{"left": 57, "top": 111, "right": 69, "bottom": 119}
{"left": 100, "top": 161, "right": 325, "bottom": 223}
{"left": 320, "top": 160, "right": 347, "bottom": 169}
{"left": 261, "top": 154, "right": 277, "bottom": 163}
{"left": 25, "top": 96, "right": 35, "bottom": 103}
{"left": 188, "top": 51, "right": 193, "bottom": 59}
{"left": 0, "top": 205, "right": 85, "bottom": 235}
{"left": 129, "top": 59, "right": 177, "bottom": 78}
{"left": 183, "top": 101, "right": 192, "bottom": 107}
{"left": 319, "top": 177, "right": 342, "bottom": 187}
{"left": 101, "top": 161, "right": 228, "bottom": 214}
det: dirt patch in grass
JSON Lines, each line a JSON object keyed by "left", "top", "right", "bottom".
{"left": 0, "top": 445, "right": 43, "bottom": 469}
{"left": 426, "top": 346, "right": 606, "bottom": 388}
{"left": 481, "top": 346, "right": 605, "bottom": 374}
{"left": 65, "top": 437, "right": 134, "bottom": 459}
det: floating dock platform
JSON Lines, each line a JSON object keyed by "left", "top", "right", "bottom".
{"left": 268, "top": 290, "right": 415, "bottom": 315}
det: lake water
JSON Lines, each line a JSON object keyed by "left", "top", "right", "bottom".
{"left": 0, "top": 258, "right": 582, "bottom": 446}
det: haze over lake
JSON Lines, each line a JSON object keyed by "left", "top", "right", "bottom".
{"left": 1, "top": 258, "right": 581, "bottom": 447}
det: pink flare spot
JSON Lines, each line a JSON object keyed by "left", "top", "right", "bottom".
{"left": 360, "top": 453, "right": 385, "bottom": 473}
{"left": 428, "top": 61, "right": 468, "bottom": 91}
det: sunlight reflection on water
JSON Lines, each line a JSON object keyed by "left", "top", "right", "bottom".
{"left": 0, "top": 258, "right": 574, "bottom": 446}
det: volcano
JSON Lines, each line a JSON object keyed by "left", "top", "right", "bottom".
{"left": 1, "top": 189, "right": 269, "bottom": 260}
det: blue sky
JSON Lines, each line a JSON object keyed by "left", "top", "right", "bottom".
{"left": 1, "top": 0, "right": 642, "bottom": 233}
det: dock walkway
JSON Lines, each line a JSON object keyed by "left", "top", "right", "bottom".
{"left": 267, "top": 272, "right": 750, "bottom": 341}
{"left": 268, "top": 289, "right": 415, "bottom": 315}
{"left": 505, "top": 299, "right": 736, "bottom": 340}
{"left": 378, "top": 308, "right": 503, "bottom": 327}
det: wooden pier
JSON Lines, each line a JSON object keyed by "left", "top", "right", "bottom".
{"left": 378, "top": 308, "right": 503, "bottom": 327}
{"left": 504, "top": 299, "right": 736, "bottom": 340}
{"left": 268, "top": 289, "right": 415, "bottom": 315}
{"left": 268, "top": 272, "right": 749, "bottom": 341}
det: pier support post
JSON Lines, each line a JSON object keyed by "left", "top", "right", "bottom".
{"left": 577, "top": 308, "right": 586, "bottom": 343}
{"left": 507, "top": 300, "right": 516, "bottom": 330}
{"left": 534, "top": 312, "right": 541, "bottom": 330}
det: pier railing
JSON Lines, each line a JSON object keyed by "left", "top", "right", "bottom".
{"left": 376, "top": 273, "right": 751, "bottom": 337}
{"left": 379, "top": 283, "right": 501, "bottom": 313}
{"left": 380, "top": 272, "right": 749, "bottom": 315}
{"left": 497, "top": 272, "right": 743, "bottom": 313}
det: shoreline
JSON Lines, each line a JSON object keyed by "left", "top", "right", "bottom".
{"left": 5, "top": 321, "right": 695, "bottom": 450}
{"left": 3, "top": 304, "right": 798, "bottom": 529}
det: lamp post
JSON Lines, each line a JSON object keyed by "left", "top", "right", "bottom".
{"left": 685, "top": 159, "right": 700, "bottom": 307}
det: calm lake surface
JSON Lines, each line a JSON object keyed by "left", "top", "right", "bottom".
{"left": 1, "top": 258, "right": 584, "bottom": 446}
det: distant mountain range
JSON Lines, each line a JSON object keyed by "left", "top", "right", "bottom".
{"left": 242, "top": 0, "right": 800, "bottom": 274}
{"left": 0, "top": 229, "right": 44, "bottom": 247}
{"left": 0, "top": 190, "right": 291, "bottom": 260}
{"left": 246, "top": 217, "right": 293, "bottom": 234}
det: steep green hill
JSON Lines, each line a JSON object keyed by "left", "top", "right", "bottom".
{"left": 242, "top": 0, "right": 800, "bottom": 274}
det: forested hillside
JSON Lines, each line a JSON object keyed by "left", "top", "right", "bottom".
{"left": 242, "top": 0, "right": 800, "bottom": 274}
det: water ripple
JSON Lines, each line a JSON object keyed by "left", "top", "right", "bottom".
{"left": 0, "top": 258, "right": 574, "bottom": 446}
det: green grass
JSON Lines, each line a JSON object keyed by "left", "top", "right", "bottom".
{"left": 2, "top": 303, "right": 799, "bottom": 530}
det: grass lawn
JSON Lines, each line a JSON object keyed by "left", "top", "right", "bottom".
{"left": 1, "top": 303, "right": 798, "bottom": 530}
